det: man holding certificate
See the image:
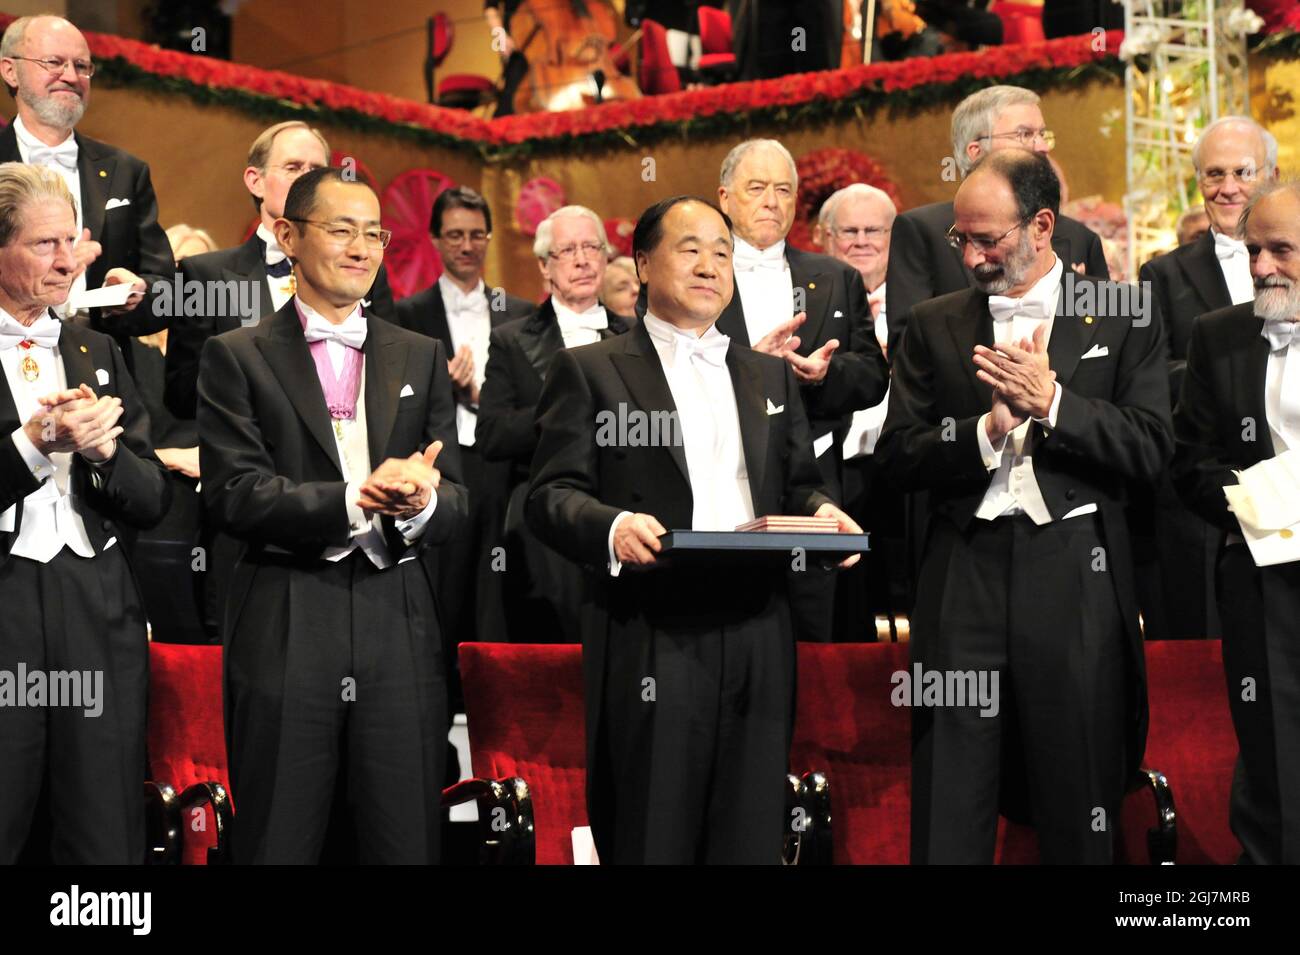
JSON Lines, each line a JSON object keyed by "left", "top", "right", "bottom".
{"left": 1173, "top": 179, "right": 1300, "bottom": 864}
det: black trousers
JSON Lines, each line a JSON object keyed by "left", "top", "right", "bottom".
{"left": 225, "top": 551, "right": 447, "bottom": 864}
{"left": 1217, "top": 545, "right": 1300, "bottom": 864}
{"left": 0, "top": 546, "right": 147, "bottom": 864}
{"left": 910, "top": 514, "right": 1130, "bottom": 864}
{"left": 595, "top": 579, "right": 794, "bottom": 864}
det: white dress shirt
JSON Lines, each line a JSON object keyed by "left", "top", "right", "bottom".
{"left": 14, "top": 116, "right": 87, "bottom": 314}
{"left": 296, "top": 299, "right": 436, "bottom": 567}
{"left": 258, "top": 223, "right": 296, "bottom": 314}
{"left": 607, "top": 312, "right": 755, "bottom": 575}
{"left": 844, "top": 282, "right": 890, "bottom": 460}
{"left": 1262, "top": 318, "right": 1300, "bottom": 454}
{"left": 0, "top": 309, "right": 96, "bottom": 561}
{"left": 973, "top": 255, "right": 1094, "bottom": 524}
{"left": 553, "top": 298, "right": 608, "bottom": 350}
{"left": 1212, "top": 229, "right": 1255, "bottom": 307}
{"left": 732, "top": 235, "right": 795, "bottom": 347}
{"left": 438, "top": 274, "right": 491, "bottom": 447}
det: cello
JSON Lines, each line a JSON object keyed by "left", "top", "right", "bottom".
{"left": 509, "top": 0, "right": 642, "bottom": 113}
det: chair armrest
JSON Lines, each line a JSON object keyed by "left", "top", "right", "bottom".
{"left": 144, "top": 781, "right": 179, "bottom": 865}
{"left": 783, "top": 771, "right": 834, "bottom": 865}
{"left": 177, "top": 782, "right": 233, "bottom": 866}
{"left": 440, "top": 777, "right": 535, "bottom": 865}
{"left": 1130, "top": 767, "right": 1177, "bottom": 864}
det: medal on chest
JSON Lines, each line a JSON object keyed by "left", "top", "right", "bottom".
{"left": 18, "top": 340, "right": 40, "bottom": 382}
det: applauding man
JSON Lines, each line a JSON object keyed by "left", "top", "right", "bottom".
{"left": 197, "top": 168, "right": 467, "bottom": 864}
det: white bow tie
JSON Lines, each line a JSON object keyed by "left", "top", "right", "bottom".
{"left": 988, "top": 294, "right": 1053, "bottom": 324}
{"left": 676, "top": 331, "right": 731, "bottom": 367}
{"left": 733, "top": 244, "right": 786, "bottom": 273}
{"left": 0, "top": 312, "right": 61, "bottom": 349}
{"left": 27, "top": 139, "right": 78, "bottom": 171}
{"left": 556, "top": 306, "right": 608, "bottom": 333}
{"left": 1214, "top": 232, "right": 1248, "bottom": 261}
{"left": 447, "top": 287, "right": 486, "bottom": 317}
{"left": 303, "top": 312, "right": 367, "bottom": 349}
{"left": 1261, "top": 318, "right": 1300, "bottom": 353}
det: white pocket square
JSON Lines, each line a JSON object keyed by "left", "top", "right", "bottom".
{"left": 766, "top": 399, "right": 784, "bottom": 416}
{"left": 95, "top": 368, "right": 109, "bottom": 386}
{"left": 103, "top": 536, "right": 117, "bottom": 551}
{"left": 399, "top": 383, "right": 415, "bottom": 398}
{"left": 834, "top": 310, "right": 843, "bottom": 318}
{"left": 104, "top": 197, "right": 130, "bottom": 210}
{"left": 1081, "top": 344, "right": 1109, "bottom": 360}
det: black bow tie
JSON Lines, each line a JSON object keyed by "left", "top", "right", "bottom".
{"left": 266, "top": 258, "right": 292, "bottom": 279}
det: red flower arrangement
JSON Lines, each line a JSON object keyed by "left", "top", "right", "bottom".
{"left": 0, "top": 12, "right": 1132, "bottom": 161}
{"left": 787, "top": 148, "right": 902, "bottom": 252}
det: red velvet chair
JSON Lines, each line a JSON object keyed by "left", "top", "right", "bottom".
{"left": 458, "top": 642, "right": 829, "bottom": 864}
{"left": 638, "top": 19, "right": 682, "bottom": 96}
{"left": 146, "top": 643, "right": 232, "bottom": 865}
{"left": 697, "top": 6, "right": 737, "bottom": 83}
{"left": 427, "top": 12, "right": 496, "bottom": 111}
{"left": 989, "top": 2, "right": 1047, "bottom": 46}
{"left": 146, "top": 642, "right": 534, "bottom": 864}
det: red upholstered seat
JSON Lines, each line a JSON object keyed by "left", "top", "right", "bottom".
{"left": 147, "top": 642, "right": 230, "bottom": 865}
{"left": 990, "top": 1, "right": 1047, "bottom": 45}
{"left": 439, "top": 75, "right": 496, "bottom": 96}
{"left": 696, "top": 6, "right": 736, "bottom": 80}
{"left": 459, "top": 643, "right": 588, "bottom": 864}
{"left": 638, "top": 19, "right": 682, "bottom": 96}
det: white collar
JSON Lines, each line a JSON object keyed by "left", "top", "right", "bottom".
{"left": 296, "top": 296, "right": 364, "bottom": 327}
{"left": 438, "top": 273, "right": 486, "bottom": 307}
{"left": 12, "top": 114, "right": 75, "bottom": 153}
{"left": 552, "top": 298, "right": 606, "bottom": 323}
{"left": 732, "top": 235, "right": 787, "bottom": 269}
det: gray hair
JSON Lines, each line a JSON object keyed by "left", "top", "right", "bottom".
{"left": 533, "top": 205, "right": 611, "bottom": 259}
{"left": 818, "top": 183, "right": 897, "bottom": 232}
{"left": 1192, "top": 116, "right": 1279, "bottom": 177}
{"left": 952, "top": 85, "right": 1041, "bottom": 177}
{"left": 719, "top": 139, "right": 799, "bottom": 190}
{"left": 1237, "top": 177, "right": 1300, "bottom": 240}
{"left": 0, "top": 161, "right": 76, "bottom": 247}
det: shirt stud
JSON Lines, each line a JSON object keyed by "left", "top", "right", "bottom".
{"left": 1084, "top": 315, "right": 1094, "bottom": 325}
{"left": 80, "top": 345, "right": 88, "bottom": 352}
{"left": 99, "top": 170, "right": 107, "bottom": 177}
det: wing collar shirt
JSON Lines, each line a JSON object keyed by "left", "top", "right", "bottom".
{"left": 1212, "top": 229, "right": 1255, "bottom": 307}
{"left": 732, "top": 235, "right": 794, "bottom": 347}
{"left": 605, "top": 311, "right": 756, "bottom": 575}
{"left": 0, "top": 308, "right": 96, "bottom": 560}
{"left": 973, "top": 254, "right": 1096, "bottom": 524}
{"left": 296, "top": 298, "right": 436, "bottom": 567}
{"left": 438, "top": 273, "right": 491, "bottom": 447}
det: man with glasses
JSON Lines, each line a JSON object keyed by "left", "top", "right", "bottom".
{"left": 1138, "top": 116, "right": 1278, "bottom": 641}
{"left": 876, "top": 150, "right": 1171, "bottom": 863}
{"left": 715, "top": 139, "right": 889, "bottom": 643}
{"left": 817, "top": 183, "right": 908, "bottom": 637}
{"left": 395, "top": 187, "right": 533, "bottom": 651}
{"left": 0, "top": 14, "right": 173, "bottom": 367}
{"left": 477, "top": 205, "right": 630, "bottom": 642}
{"left": 196, "top": 167, "right": 467, "bottom": 863}
{"left": 885, "top": 85, "right": 1108, "bottom": 356}
{"left": 165, "top": 120, "right": 396, "bottom": 422}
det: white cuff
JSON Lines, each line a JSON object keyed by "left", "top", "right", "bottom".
{"left": 976, "top": 414, "right": 1008, "bottom": 471}
{"left": 345, "top": 481, "right": 369, "bottom": 538}
{"left": 396, "top": 488, "right": 439, "bottom": 542}
{"left": 11, "top": 426, "right": 54, "bottom": 481}
{"left": 607, "top": 510, "right": 634, "bottom": 577}
{"left": 1031, "top": 382, "right": 1063, "bottom": 430}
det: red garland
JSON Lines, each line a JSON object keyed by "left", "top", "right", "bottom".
{"left": 0, "top": 13, "right": 1129, "bottom": 151}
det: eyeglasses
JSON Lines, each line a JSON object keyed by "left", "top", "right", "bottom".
{"left": 286, "top": 219, "right": 392, "bottom": 250}
{"left": 548, "top": 241, "right": 605, "bottom": 263}
{"left": 7, "top": 55, "right": 95, "bottom": 78}
{"left": 1200, "top": 165, "right": 1259, "bottom": 187}
{"left": 269, "top": 161, "right": 325, "bottom": 177}
{"left": 439, "top": 229, "right": 490, "bottom": 245}
{"left": 832, "top": 226, "right": 892, "bottom": 243}
{"left": 946, "top": 218, "right": 1030, "bottom": 254}
{"left": 981, "top": 127, "right": 1056, "bottom": 150}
